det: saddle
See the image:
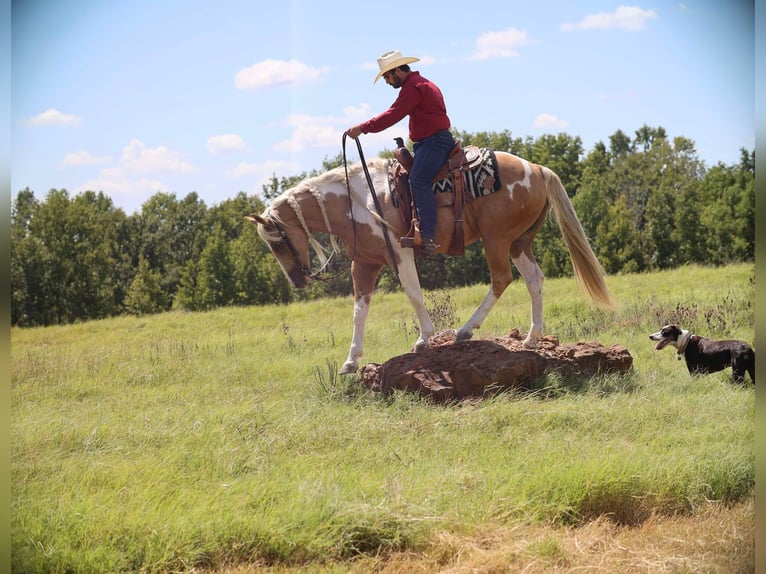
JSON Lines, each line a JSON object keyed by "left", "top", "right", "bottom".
{"left": 391, "top": 137, "right": 483, "bottom": 256}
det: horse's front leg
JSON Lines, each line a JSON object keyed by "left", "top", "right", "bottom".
{"left": 397, "top": 254, "right": 435, "bottom": 352}
{"left": 340, "top": 294, "right": 371, "bottom": 374}
{"left": 340, "top": 261, "right": 382, "bottom": 375}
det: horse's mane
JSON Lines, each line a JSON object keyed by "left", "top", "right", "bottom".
{"left": 258, "top": 156, "right": 389, "bottom": 245}
{"left": 269, "top": 156, "right": 389, "bottom": 210}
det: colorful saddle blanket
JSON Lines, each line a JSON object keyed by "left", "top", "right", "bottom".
{"left": 387, "top": 147, "right": 502, "bottom": 200}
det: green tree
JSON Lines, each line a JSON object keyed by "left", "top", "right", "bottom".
{"left": 698, "top": 157, "right": 754, "bottom": 264}
{"left": 262, "top": 173, "right": 308, "bottom": 201}
{"left": 595, "top": 195, "right": 645, "bottom": 274}
{"left": 134, "top": 192, "right": 208, "bottom": 307}
{"left": 609, "top": 129, "right": 632, "bottom": 159}
{"left": 124, "top": 255, "right": 167, "bottom": 315}
{"left": 16, "top": 189, "right": 127, "bottom": 324}
{"left": 634, "top": 124, "right": 667, "bottom": 152}
{"left": 11, "top": 189, "right": 45, "bottom": 325}
{"left": 196, "top": 223, "right": 235, "bottom": 310}
{"left": 231, "top": 223, "right": 292, "bottom": 305}
{"left": 174, "top": 260, "right": 200, "bottom": 311}
{"left": 648, "top": 136, "right": 705, "bottom": 268}
{"left": 574, "top": 143, "right": 613, "bottom": 240}
{"left": 524, "top": 133, "right": 584, "bottom": 196}
{"left": 453, "top": 128, "right": 521, "bottom": 153}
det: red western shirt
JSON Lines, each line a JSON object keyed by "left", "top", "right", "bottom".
{"left": 359, "top": 71, "right": 451, "bottom": 142}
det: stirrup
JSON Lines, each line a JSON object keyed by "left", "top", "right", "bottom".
{"left": 421, "top": 238, "right": 439, "bottom": 256}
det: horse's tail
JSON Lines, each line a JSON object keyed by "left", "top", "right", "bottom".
{"left": 541, "top": 166, "right": 616, "bottom": 311}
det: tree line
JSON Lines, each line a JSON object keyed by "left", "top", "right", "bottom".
{"left": 11, "top": 125, "right": 754, "bottom": 327}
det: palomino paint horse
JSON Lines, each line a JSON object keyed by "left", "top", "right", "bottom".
{"left": 247, "top": 150, "right": 614, "bottom": 375}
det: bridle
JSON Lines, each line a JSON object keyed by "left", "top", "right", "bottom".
{"left": 267, "top": 215, "right": 337, "bottom": 282}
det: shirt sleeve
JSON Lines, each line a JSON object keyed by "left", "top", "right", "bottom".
{"left": 359, "top": 83, "right": 421, "bottom": 134}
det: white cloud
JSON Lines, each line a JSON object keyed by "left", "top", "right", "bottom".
{"left": 26, "top": 108, "right": 82, "bottom": 127}
{"left": 119, "top": 139, "right": 196, "bottom": 174}
{"left": 234, "top": 59, "right": 329, "bottom": 91}
{"left": 561, "top": 6, "right": 658, "bottom": 31}
{"left": 225, "top": 159, "right": 303, "bottom": 197}
{"left": 274, "top": 116, "right": 343, "bottom": 153}
{"left": 417, "top": 55, "right": 437, "bottom": 67}
{"left": 207, "top": 133, "right": 247, "bottom": 154}
{"left": 226, "top": 159, "right": 299, "bottom": 179}
{"left": 62, "top": 150, "right": 112, "bottom": 166}
{"left": 470, "top": 28, "right": 531, "bottom": 60}
{"left": 73, "top": 139, "right": 195, "bottom": 208}
{"left": 533, "top": 113, "right": 569, "bottom": 129}
{"left": 255, "top": 102, "right": 399, "bottom": 155}
{"left": 342, "top": 103, "right": 372, "bottom": 120}
{"left": 273, "top": 106, "right": 380, "bottom": 153}
{"left": 77, "top": 175, "right": 168, "bottom": 198}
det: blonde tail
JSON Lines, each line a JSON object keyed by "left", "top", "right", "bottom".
{"left": 542, "top": 166, "right": 615, "bottom": 311}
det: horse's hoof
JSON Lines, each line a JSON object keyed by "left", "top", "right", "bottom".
{"left": 339, "top": 362, "right": 358, "bottom": 375}
{"left": 413, "top": 339, "right": 429, "bottom": 353}
{"left": 522, "top": 338, "right": 537, "bottom": 349}
{"left": 455, "top": 329, "right": 473, "bottom": 342}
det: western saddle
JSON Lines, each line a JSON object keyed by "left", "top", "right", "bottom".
{"left": 391, "top": 137, "right": 483, "bottom": 256}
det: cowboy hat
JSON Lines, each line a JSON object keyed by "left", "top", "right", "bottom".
{"left": 373, "top": 50, "right": 420, "bottom": 83}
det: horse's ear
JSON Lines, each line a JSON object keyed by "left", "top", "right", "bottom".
{"left": 245, "top": 214, "right": 267, "bottom": 225}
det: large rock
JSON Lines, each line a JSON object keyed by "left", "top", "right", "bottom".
{"left": 359, "top": 329, "right": 633, "bottom": 401}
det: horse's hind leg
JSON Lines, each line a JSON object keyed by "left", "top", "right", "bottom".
{"left": 455, "top": 240, "right": 514, "bottom": 342}
{"left": 512, "top": 247, "right": 544, "bottom": 348}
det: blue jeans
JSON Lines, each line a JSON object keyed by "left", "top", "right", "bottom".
{"left": 410, "top": 130, "right": 455, "bottom": 240}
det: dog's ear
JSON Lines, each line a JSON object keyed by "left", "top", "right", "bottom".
{"left": 661, "top": 324, "right": 679, "bottom": 336}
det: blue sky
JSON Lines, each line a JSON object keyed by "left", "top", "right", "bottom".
{"left": 11, "top": 0, "right": 754, "bottom": 215}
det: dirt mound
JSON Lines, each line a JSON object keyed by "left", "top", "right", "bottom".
{"left": 360, "top": 329, "right": 633, "bottom": 401}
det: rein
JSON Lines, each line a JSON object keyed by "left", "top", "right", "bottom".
{"left": 342, "top": 133, "right": 400, "bottom": 278}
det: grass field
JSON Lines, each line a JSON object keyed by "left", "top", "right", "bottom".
{"left": 11, "top": 263, "right": 754, "bottom": 573}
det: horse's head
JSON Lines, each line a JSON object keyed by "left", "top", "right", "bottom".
{"left": 246, "top": 210, "right": 311, "bottom": 289}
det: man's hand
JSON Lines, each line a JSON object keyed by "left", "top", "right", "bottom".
{"left": 346, "top": 125, "right": 363, "bottom": 139}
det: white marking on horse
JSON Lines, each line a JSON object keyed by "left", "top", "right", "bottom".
{"left": 318, "top": 162, "right": 390, "bottom": 242}
{"left": 512, "top": 252, "right": 544, "bottom": 347}
{"left": 505, "top": 155, "right": 533, "bottom": 200}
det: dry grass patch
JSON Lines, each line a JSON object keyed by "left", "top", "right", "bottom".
{"left": 216, "top": 498, "right": 753, "bottom": 573}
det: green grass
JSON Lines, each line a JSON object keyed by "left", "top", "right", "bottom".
{"left": 11, "top": 263, "right": 754, "bottom": 572}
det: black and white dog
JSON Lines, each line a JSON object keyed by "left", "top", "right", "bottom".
{"left": 649, "top": 324, "right": 755, "bottom": 384}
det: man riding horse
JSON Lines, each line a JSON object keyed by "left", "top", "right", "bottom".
{"left": 346, "top": 50, "right": 454, "bottom": 256}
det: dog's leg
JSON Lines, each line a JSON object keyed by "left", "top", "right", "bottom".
{"left": 732, "top": 357, "right": 749, "bottom": 384}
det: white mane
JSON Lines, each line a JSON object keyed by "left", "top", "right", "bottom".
{"left": 270, "top": 157, "right": 390, "bottom": 209}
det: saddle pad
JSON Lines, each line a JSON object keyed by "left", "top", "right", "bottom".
{"left": 388, "top": 148, "right": 502, "bottom": 200}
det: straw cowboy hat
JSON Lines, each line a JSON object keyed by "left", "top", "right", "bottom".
{"left": 373, "top": 50, "right": 420, "bottom": 83}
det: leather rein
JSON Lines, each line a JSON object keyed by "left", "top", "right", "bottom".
{"left": 342, "top": 133, "right": 400, "bottom": 279}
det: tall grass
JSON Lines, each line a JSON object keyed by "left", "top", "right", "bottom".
{"left": 11, "top": 264, "right": 754, "bottom": 572}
